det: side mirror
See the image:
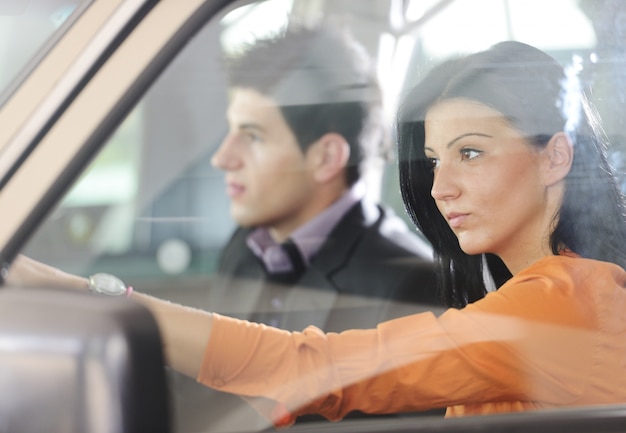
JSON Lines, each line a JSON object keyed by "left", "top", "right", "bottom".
{"left": 0, "top": 287, "right": 171, "bottom": 433}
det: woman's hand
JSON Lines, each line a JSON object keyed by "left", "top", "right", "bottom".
{"left": 5, "top": 254, "right": 213, "bottom": 379}
{"left": 5, "top": 254, "right": 89, "bottom": 290}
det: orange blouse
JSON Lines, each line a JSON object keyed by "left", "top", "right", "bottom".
{"left": 197, "top": 255, "right": 626, "bottom": 427}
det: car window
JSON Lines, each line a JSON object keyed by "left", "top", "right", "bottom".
{"left": 16, "top": 0, "right": 626, "bottom": 432}
{"left": 0, "top": 0, "right": 92, "bottom": 106}
{"left": 21, "top": 0, "right": 626, "bottom": 278}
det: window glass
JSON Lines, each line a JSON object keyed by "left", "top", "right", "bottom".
{"left": 0, "top": 0, "right": 92, "bottom": 105}
{"left": 19, "top": 0, "right": 626, "bottom": 431}
{"left": 220, "top": 0, "right": 293, "bottom": 51}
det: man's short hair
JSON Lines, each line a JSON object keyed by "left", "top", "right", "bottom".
{"left": 223, "top": 25, "right": 385, "bottom": 186}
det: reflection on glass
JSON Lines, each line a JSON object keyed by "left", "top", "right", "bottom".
{"left": 220, "top": 0, "right": 293, "bottom": 53}
{"left": 15, "top": 1, "right": 626, "bottom": 430}
{"left": 0, "top": 0, "right": 91, "bottom": 106}
{"left": 413, "top": 0, "right": 596, "bottom": 58}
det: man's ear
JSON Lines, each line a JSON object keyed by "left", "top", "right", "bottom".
{"left": 307, "top": 133, "right": 350, "bottom": 183}
{"left": 542, "top": 132, "right": 574, "bottom": 186}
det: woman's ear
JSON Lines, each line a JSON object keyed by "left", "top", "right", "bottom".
{"left": 542, "top": 132, "right": 574, "bottom": 186}
{"left": 307, "top": 133, "right": 351, "bottom": 183}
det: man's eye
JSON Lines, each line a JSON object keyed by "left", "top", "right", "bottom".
{"left": 460, "top": 148, "right": 481, "bottom": 160}
{"left": 243, "top": 132, "right": 262, "bottom": 144}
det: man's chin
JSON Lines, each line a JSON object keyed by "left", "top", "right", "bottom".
{"left": 230, "top": 204, "right": 278, "bottom": 228}
{"left": 230, "top": 210, "right": 259, "bottom": 228}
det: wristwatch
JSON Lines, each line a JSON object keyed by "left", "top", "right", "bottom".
{"left": 88, "top": 273, "right": 132, "bottom": 296}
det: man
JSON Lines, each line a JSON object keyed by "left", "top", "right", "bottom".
{"left": 210, "top": 26, "right": 442, "bottom": 333}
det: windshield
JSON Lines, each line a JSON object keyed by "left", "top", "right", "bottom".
{"left": 3, "top": 0, "right": 626, "bottom": 432}
{"left": 0, "top": 0, "right": 91, "bottom": 106}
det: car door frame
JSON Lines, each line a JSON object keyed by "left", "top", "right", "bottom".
{"left": 0, "top": 0, "right": 236, "bottom": 275}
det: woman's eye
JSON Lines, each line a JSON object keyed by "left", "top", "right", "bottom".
{"left": 427, "top": 157, "right": 440, "bottom": 170}
{"left": 460, "top": 148, "right": 481, "bottom": 160}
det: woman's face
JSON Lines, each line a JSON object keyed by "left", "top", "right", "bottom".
{"left": 424, "top": 98, "right": 555, "bottom": 273}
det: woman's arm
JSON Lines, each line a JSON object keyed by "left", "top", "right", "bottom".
{"left": 130, "top": 291, "right": 213, "bottom": 378}
{"left": 6, "top": 254, "right": 214, "bottom": 379}
{"left": 6, "top": 254, "right": 89, "bottom": 290}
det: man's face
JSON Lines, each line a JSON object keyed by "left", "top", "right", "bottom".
{"left": 212, "top": 88, "right": 320, "bottom": 239}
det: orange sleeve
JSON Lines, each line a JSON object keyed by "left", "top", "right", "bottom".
{"left": 197, "top": 257, "right": 602, "bottom": 424}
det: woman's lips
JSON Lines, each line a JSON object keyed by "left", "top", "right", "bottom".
{"left": 447, "top": 213, "right": 468, "bottom": 229}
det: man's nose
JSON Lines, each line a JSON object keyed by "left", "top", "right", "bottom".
{"left": 211, "top": 135, "right": 241, "bottom": 170}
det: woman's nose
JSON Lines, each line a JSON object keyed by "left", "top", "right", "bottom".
{"left": 211, "top": 135, "right": 241, "bottom": 170}
{"left": 430, "top": 162, "right": 460, "bottom": 201}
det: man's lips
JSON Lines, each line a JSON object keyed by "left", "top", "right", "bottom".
{"left": 226, "top": 182, "right": 245, "bottom": 198}
{"left": 446, "top": 212, "right": 468, "bottom": 229}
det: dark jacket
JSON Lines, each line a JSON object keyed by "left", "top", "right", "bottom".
{"left": 216, "top": 200, "right": 443, "bottom": 332}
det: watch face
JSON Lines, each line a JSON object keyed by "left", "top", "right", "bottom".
{"left": 89, "top": 273, "right": 127, "bottom": 296}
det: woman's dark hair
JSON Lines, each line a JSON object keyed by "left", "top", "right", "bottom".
{"left": 397, "top": 41, "right": 626, "bottom": 308}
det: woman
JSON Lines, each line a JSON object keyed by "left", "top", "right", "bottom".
{"left": 8, "top": 41, "right": 626, "bottom": 426}
{"left": 398, "top": 41, "right": 626, "bottom": 308}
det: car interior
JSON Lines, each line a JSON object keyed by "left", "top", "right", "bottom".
{"left": 1, "top": 0, "right": 625, "bottom": 432}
